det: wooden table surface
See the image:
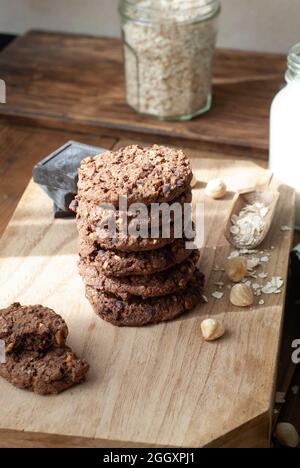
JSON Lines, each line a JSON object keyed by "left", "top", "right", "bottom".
{"left": 0, "top": 146, "right": 294, "bottom": 448}
{"left": 0, "top": 31, "right": 298, "bottom": 448}
{"left": 0, "top": 30, "right": 287, "bottom": 159}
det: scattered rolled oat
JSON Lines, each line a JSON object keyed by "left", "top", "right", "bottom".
{"left": 211, "top": 291, "right": 224, "bottom": 300}
{"left": 259, "top": 299, "right": 265, "bottom": 305}
{"left": 275, "top": 391, "right": 286, "bottom": 404}
{"left": 262, "top": 277, "right": 284, "bottom": 295}
{"left": 213, "top": 265, "right": 224, "bottom": 272}
{"left": 281, "top": 225, "right": 292, "bottom": 232}
{"left": 247, "top": 257, "right": 261, "bottom": 271}
{"left": 214, "top": 281, "right": 225, "bottom": 289}
{"left": 260, "top": 256, "right": 270, "bottom": 263}
{"left": 227, "top": 250, "right": 240, "bottom": 259}
{"left": 202, "top": 295, "right": 209, "bottom": 304}
{"left": 240, "top": 248, "right": 258, "bottom": 255}
{"left": 258, "top": 272, "right": 268, "bottom": 279}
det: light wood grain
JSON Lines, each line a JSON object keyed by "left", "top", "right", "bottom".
{"left": 0, "top": 157, "right": 294, "bottom": 448}
{"left": 0, "top": 31, "right": 287, "bottom": 158}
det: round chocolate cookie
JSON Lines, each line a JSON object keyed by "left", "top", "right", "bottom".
{"left": 77, "top": 145, "right": 193, "bottom": 206}
{"left": 85, "top": 271, "right": 205, "bottom": 327}
{"left": 77, "top": 219, "right": 176, "bottom": 253}
{"left": 80, "top": 238, "right": 194, "bottom": 277}
{"left": 75, "top": 188, "right": 192, "bottom": 230}
{"left": 79, "top": 250, "right": 200, "bottom": 299}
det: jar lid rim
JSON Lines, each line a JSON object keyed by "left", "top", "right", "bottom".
{"left": 122, "top": 0, "right": 219, "bottom": 7}
{"left": 120, "top": 0, "right": 220, "bottom": 21}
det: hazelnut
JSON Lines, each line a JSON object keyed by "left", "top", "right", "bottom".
{"left": 230, "top": 283, "right": 254, "bottom": 307}
{"left": 200, "top": 318, "right": 225, "bottom": 342}
{"left": 205, "top": 179, "right": 227, "bottom": 199}
{"left": 274, "top": 422, "right": 300, "bottom": 448}
{"left": 5, "top": 342, "right": 14, "bottom": 353}
{"left": 225, "top": 256, "right": 247, "bottom": 282}
{"left": 66, "top": 352, "right": 73, "bottom": 364}
{"left": 55, "top": 330, "right": 66, "bottom": 347}
{"left": 190, "top": 175, "right": 198, "bottom": 188}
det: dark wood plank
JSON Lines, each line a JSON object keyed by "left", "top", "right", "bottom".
{"left": 0, "top": 31, "right": 286, "bottom": 158}
{"left": 0, "top": 122, "right": 117, "bottom": 236}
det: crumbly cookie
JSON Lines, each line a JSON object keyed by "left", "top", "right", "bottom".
{"left": 0, "top": 346, "right": 89, "bottom": 395}
{"left": 80, "top": 238, "right": 194, "bottom": 277}
{"left": 85, "top": 271, "right": 205, "bottom": 327}
{"left": 0, "top": 303, "right": 68, "bottom": 354}
{"left": 77, "top": 218, "right": 177, "bottom": 253}
{"left": 77, "top": 145, "right": 193, "bottom": 206}
{"left": 79, "top": 250, "right": 199, "bottom": 299}
{"left": 75, "top": 188, "right": 192, "bottom": 231}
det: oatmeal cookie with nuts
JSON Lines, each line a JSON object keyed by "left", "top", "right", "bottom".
{"left": 77, "top": 218, "right": 177, "bottom": 253}
{"left": 79, "top": 250, "right": 199, "bottom": 300}
{"left": 0, "top": 303, "right": 68, "bottom": 354}
{"left": 74, "top": 188, "right": 192, "bottom": 231}
{"left": 85, "top": 270, "right": 205, "bottom": 327}
{"left": 80, "top": 238, "right": 194, "bottom": 277}
{"left": 0, "top": 346, "right": 89, "bottom": 395}
{"left": 77, "top": 145, "right": 193, "bottom": 206}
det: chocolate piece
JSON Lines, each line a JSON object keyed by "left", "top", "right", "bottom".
{"left": 33, "top": 140, "right": 106, "bottom": 214}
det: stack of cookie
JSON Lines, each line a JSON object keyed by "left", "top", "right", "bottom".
{"left": 74, "top": 145, "right": 204, "bottom": 326}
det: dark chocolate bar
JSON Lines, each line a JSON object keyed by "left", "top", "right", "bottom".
{"left": 32, "top": 140, "right": 106, "bottom": 216}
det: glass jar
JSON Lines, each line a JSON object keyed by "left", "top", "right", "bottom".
{"left": 119, "top": 0, "right": 220, "bottom": 120}
{"left": 269, "top": 43, "right": 300, "bottom": 229}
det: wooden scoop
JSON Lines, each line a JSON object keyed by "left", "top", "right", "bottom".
{"left": 224, "top": 185, "right": 280, "bottom": 250}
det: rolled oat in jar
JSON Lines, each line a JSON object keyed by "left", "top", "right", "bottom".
{"left": 119, "top": 0, "right": 220, "bottom": 120}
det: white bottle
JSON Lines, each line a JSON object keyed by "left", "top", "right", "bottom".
{"left": 270, "top": 43, "right": 300, "bottom": 229}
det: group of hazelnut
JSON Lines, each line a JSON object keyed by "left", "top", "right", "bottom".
{"left": 200, "top": 178, "right": 254, "bottom": 343}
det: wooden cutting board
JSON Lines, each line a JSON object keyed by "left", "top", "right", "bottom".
{"left": 0, "top": 158, "right": 294, "bottom": 448}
